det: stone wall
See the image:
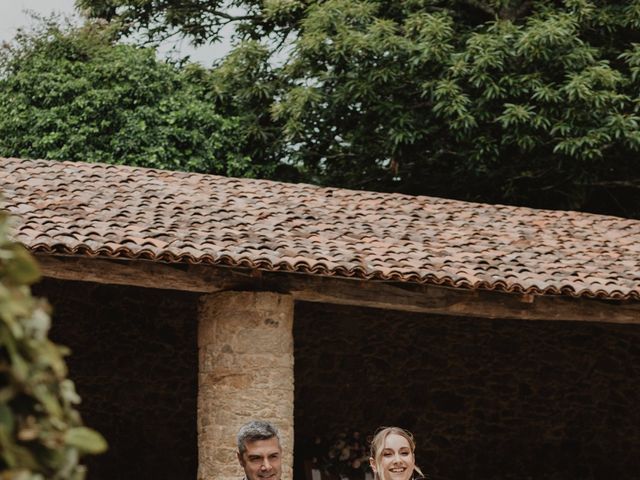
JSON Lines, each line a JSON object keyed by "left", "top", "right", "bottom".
{"left": 294, "top": 302, "right": 640, "bottom": 480}
{"left": 34, "top": 279, "right": 199, "bottom": 480}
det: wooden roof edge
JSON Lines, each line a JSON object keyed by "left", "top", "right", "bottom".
{"left": 33, "top": 254, "right": 640, "bottom": 325}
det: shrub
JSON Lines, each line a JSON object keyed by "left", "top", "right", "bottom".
{"left": 0, "top": 210, "right": 106, "bottom": 479}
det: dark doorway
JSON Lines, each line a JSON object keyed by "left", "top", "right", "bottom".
{"left": 34, "top": 279, "right": 199, "bottom": 480}
{"left": 293, "top": 301, "right": 640, "bottom": 480}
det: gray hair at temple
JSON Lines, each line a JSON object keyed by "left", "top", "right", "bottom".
{"left": 236, "top": 420, "right": 281, "bottom": 454}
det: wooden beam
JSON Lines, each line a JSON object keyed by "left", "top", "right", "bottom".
{"left": 34, "top": 254, "right": 640, "bottom": 324}
{"left": 35, "top": 254, "right": 236, "bottom": 293}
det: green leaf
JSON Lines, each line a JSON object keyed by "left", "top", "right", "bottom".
{"left": 0, "top": 402, "right": 15, "bottom": 433}
{"left": 3, "top": 246, "right": 40, "bottom": 286}
{"left": 63, "top": 427, "right": 108, "bottom": 454}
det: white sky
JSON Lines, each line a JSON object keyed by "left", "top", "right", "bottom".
{"left": 0, "top": 0, "right": 230, "bottom": 65}
{"left": 0, "top": 0, "right": 80, "bottom": 44}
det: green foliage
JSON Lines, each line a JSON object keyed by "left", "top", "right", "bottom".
{"left": 209, "top": 40, "right": 295, "bottom": 180}
{"left": 0, "top": 18, "right": 255, "bottom": 177}
{"left": 0, "top": 210, "right": 106, "bottom": 478}
{"left": 73, "top": 1, "right": 640, "bottom": 216}
{"left": 275, "top": 0, "right": 640, "bottom": 214}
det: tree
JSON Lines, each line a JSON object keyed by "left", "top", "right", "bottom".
{"left": 79, "top": 0, "right": 640, "bottom": 218}
{"left": 0, "top": 209, "right": 107, "bottom": 478}
{"left": 0, "top": 17, "right": 262, "bottom": 178}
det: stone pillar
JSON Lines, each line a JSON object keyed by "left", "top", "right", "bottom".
{"left": 197, "top": 291, "right": 294, "bottom": 480}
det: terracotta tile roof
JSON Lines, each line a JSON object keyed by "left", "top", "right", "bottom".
{"left": 1, "top": 157, "right": 639, "bottom": 300}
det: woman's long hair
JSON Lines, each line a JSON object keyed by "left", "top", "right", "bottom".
{"left": 369, "top": 426, "right": 425, "bottom": 480}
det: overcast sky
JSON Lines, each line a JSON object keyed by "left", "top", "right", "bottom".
{"left": 0, "top": 0, "right": 229, "bottom": 65}
{"left": 0, "top": 0, "right": 77, "bottom": 43}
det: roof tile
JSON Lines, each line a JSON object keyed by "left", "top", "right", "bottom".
{"left": 1, "top": 157, "right": 640, "bottom": 300}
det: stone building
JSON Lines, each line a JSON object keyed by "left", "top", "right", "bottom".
{"left": 1, "top": 157, "right": 639, "bottom": 480}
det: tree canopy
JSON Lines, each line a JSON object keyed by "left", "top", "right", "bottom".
{"left": 76, "top": 0, "right": 640, "bottom": 218}
{"left": 0, "top": 18, "right": 261, "bottom": 177}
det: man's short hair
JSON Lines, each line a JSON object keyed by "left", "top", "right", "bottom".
{"left": 237, "top": 420, "right": 281, "bottom": 454}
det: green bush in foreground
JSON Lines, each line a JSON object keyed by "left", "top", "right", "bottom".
{"left": 0, "top": 211, "right": 106, "bottom": 479}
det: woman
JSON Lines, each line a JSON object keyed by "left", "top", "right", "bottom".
{"left": 369, "top": 426, "right": 426, "bottom": 480}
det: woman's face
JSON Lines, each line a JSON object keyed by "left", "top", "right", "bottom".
{"left": 371, "top": 433, "right": 416, "bottom": 480}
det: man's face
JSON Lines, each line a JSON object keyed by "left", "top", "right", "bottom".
{"left": 238, "top": 437, "right": 282, "bottom": 480}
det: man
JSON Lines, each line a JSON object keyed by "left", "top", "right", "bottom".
{"left": 237, "top": 420, "right": 283, "bottom": 480}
